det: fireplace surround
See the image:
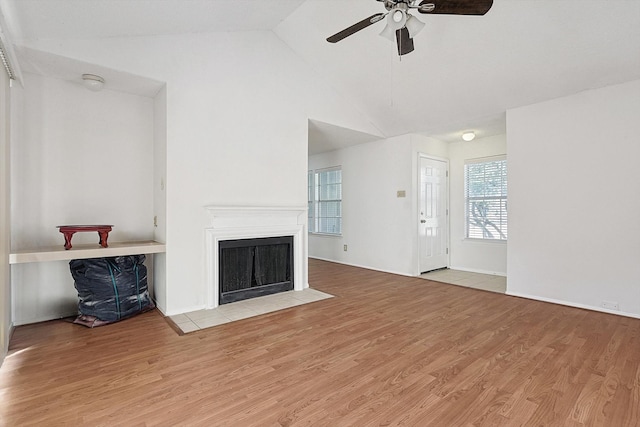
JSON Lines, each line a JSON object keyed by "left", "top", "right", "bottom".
{"left": 204, "top": 206, "right": 307, "bottom": 309}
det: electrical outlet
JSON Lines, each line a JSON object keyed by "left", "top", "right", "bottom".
{"left": 397, "top": 190, "right": 406, "bottom": 198}
{"left": 343, "top": 244, "right": 348, "bottom": 251}
{"left": 602, "top": 301, "right": 619, "bottom": 310}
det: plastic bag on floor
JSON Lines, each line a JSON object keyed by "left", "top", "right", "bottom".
{"left": 69, "top": 255, "right": 154, "bottom": 327}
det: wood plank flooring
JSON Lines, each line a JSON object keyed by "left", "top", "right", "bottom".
{"left": 1, "top": 258, "right": 639, "bottom": 426}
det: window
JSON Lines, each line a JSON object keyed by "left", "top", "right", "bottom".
{"left": 309, "top": 167, "right": 342, "bottom": 235}
{"left": 464, "top": 156, "right": 507, "bottom": 240}
{"left": 307, "top": 171, "right": 314, "bottom": 233}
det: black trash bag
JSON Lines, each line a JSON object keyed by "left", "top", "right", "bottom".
{"left": 69, "top": 255, "right": 154, "bottom": 327}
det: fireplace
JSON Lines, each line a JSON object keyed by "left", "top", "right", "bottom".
{"left": 205, "top": 206, "right": 307, "bottom": 308}
{"left": 219, "top": 236, "right": 294, "bottom": 304}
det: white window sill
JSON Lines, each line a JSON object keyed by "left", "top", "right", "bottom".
{"left": 462, "top": 238, "right": 507, "bottom": 244}
{"left": 309, "top": 232, "right": 342, "bottom": 238}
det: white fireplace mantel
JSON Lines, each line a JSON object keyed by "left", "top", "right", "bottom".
{"left": 206, "top": 205, "right": 307, "bottom": 229}
{"left": 204, "top": 205, "right": 308, "bottom": 308}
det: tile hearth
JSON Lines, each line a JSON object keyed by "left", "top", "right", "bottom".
{"left": 169, "top": 288, "right": 333, "bottom": 334}
{"left": 420, "top": 268, "right": 506, "bottom": 293}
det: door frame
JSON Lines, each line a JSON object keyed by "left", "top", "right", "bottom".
{"left": 415, "top": 153, "right": 450, "bottom": 275}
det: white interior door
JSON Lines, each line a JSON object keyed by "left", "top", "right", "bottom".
{"left": 418, "top": 156, "right": 448, "bottom": 273}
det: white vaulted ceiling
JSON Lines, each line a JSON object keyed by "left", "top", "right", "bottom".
{"left": 276, "top": 0, "right": 640, "bottom": 139}
{"left": 1, "top": 0, "right": 640, "bottom": 145}
{"left": 0, "top": 0, "right": 307, "bottom": 39}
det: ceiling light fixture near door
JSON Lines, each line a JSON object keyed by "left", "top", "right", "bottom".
{"left": 462, "top": 131, "right": 476, "bottom": 141}
{"left": 82, "top": 73, "right": 105, "bottom": 91}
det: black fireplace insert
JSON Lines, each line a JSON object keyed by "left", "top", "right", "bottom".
{"left": 219, "top": 236, "right": 293, "bottom": 304}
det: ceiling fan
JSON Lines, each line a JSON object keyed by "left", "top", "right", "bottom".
{"left": 327, "top": 0, "right": 493, "bottom": 56}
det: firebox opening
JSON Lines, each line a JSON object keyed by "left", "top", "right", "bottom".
{"left": 218, "top": 236, "right": 294, "bottom": 304}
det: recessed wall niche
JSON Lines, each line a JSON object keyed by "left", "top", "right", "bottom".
{"left": 10, "top": 52, "right": 167, "bottom": 324}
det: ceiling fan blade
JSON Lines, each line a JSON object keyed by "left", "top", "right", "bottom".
{"left": 396, "top": 27, "right": 415, "bottom": 56}
{"left": 327, "top": 13, "right": 385, "bottom": 43}
{"left": 418, "top": 0, "right": 493, "bottom": 15}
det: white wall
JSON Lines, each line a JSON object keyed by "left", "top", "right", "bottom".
{"left": 21, "top": 31, "right": 380, "bottom": 315}
{"left": 507, "top": 79, "right": 640, "bottom": 317}
{"left": 309, "top": 133, "right": 448, "bottom": 276}
{"left": 0, "top": 61, "right": 11, "bottom": 362}
{"left": 448, "top": 134, "right": 507, "bottom": 275}
{"left": 11, "top": 73, "right": 155, "bottom": 324}
{"left": 152, "top": 85, "right": 167, "bottom": 313}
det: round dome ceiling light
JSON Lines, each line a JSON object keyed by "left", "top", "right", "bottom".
{"left": 82, "top": 74, "right": 105, "bottom": 91}
{"left": 462, "top": 131, "right": 476, "bottom": 141}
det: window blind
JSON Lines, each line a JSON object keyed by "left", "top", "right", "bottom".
{"left": 464, "top": 156, "right": 507, "bottom": 240}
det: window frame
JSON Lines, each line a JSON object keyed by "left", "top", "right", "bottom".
{"left": 464, "top": 155, "right": 507, "bottom": 242}
{"left": 308, "top": 166, "right": 342, "bottom": 236}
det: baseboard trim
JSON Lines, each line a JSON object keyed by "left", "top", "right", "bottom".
{"left": 13, "top": 311, "right": 78, "bottom": 326}
{"left": 0, "top": 323, "right": 13, "bottom": 368}
{"left": 151, "top": 297, "right": 167, "bottom": 316}
{"left": 506, "top": 291, "right": 640, "bottom": 320}
{"left": 163, "top": 304, "right": 206, "bottom": 317}
{"left": 309, "top": 256, "right": 413, "bottom": 278}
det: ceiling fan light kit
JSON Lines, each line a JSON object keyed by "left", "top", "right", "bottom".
{"left": 390, "top": 9, "right": 407, "bottom": 26}
{"left": 327, "top": 0, "right": 493, "bottom": 57}
{"left": 405, "top": 15, "right": 426, "bottom": 38}
{"left": 379, "top": 23, "right": 396, "bottom": 41}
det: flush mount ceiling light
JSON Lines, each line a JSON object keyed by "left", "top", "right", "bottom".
{"left": 462, "top": 131, "right": 476, "bottom": 141}
{"left": 82, "top": 73, "right": 105, "bottom": 91}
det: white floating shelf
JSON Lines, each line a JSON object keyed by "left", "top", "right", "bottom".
{"left": 9, "top": 240, "right": 166, "bottom": 264}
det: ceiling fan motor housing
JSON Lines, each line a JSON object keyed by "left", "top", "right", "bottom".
{"left": 383, "top": 0, "right": 413, "bottom": 10}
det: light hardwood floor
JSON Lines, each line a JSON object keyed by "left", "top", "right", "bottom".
{"left": 1, "top": 259, "right": 639, "bottom": 426}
